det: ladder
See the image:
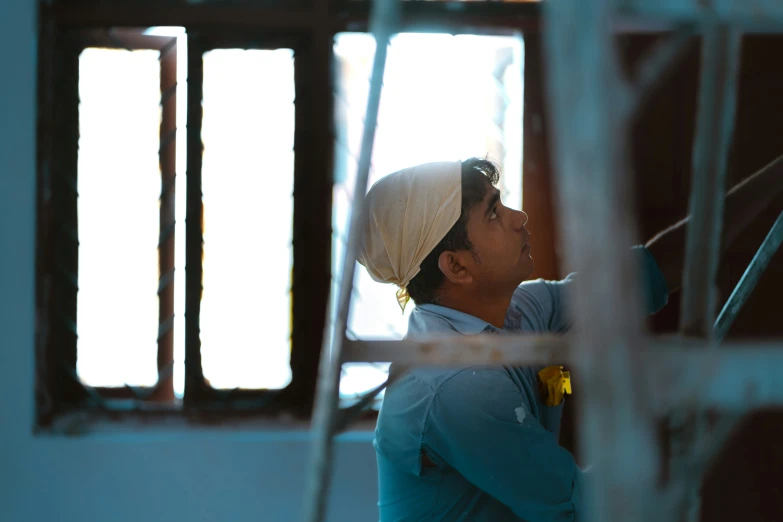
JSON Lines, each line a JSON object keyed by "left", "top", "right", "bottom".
{"left": 302, "top": 1, "right": 783, "bottom": 522}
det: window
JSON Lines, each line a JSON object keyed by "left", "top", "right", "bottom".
{"left": 199, "top": 49, "right": 295, "bottom": 391}
{"left": 36, "top": 29, "right": 180, "bottom": 413}
{"left": 76, "top": 47, "right": 164, "bottom": 390}
{"left": 36, "top": 28, "right": 313, "bottom": 423}
{"left": 180, "top": 32, "right": 326, "bottom": 412}
{"left": 333, "top": 32, "right": 525, "bottom": 405}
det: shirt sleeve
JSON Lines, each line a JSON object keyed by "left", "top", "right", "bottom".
{"left": 423, "top": 368, "right": 585, "bottom": 522}
{"left": 507, "top": 245, "right": 669, "bottom": 333}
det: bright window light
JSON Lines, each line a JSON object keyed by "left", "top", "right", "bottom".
{"left": 333, "top": 33, "right": 525, "bottom": 403}
{"left": 76, "top": 48, "right": 162, "bottom": 387}
{"left": 199, "top": 49, "right": 296, "bottom": 390}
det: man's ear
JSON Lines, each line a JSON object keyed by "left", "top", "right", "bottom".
{"left": 437, "top": 250, "right": 473, "bottom": 285}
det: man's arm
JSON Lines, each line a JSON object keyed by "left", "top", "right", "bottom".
{"left": 510, "top": 245, "right": 668, "bottom": 334}
{"left": 646, "top": 155, "right": 783, "bottom": 291}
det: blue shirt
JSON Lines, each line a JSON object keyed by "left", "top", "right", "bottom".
{"left": 374, "top": 246, "right": 669, "bottom": 522}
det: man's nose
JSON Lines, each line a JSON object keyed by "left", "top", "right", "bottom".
{"left": 512, "top": 209, "right": 529, "bottom": 230}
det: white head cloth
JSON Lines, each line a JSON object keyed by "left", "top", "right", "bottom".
{"left": 358, "top": 161, "right": 462, "bottom": 311}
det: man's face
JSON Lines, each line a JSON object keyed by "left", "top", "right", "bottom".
{"left": 462, "top": 183, "right": 533, "bottom": 292}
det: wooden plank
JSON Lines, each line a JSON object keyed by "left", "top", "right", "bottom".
{"left": 343, "top": 335, "right": 570, "bottom": 365}
{"left": 343, "top": 335, "right": 779, "bottom": 362}
{"left": 649, "top": 345, "right": 783, "bottom": 411}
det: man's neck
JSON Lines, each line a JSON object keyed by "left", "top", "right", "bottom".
{"left": 436, "top": 290, "right": 514, "bottom": 330}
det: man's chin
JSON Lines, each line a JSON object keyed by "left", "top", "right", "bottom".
{"left": 521, "top": 258, "right": 535, "bottom": 280}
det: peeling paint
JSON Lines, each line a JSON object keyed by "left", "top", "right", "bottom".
{"left": 514, "top": 406, "right": 526, "bottom": 424}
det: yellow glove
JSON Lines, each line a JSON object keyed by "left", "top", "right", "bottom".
{"left": 538, "top": 366, "right": 572, "bottom": 407}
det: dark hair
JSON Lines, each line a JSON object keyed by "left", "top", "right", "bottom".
{"left": 406, "top": 157, "right": 500, "bottom": 305}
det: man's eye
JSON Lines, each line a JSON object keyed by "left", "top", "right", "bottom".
{"left": 489, "top": 209, "right": 498, "bottom": 220}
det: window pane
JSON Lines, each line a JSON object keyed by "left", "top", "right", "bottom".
{"left": 76, "top": 49, "right": 161, "bottom": 387}
{"left": 200, "top": 49, "right": 295, "bottom": 390}
{"left": 333, "top": 33, "right": 525, "bottom": 403}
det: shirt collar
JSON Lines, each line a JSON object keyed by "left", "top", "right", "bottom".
{"left": 410, "top": 303, "right": 501, "bottom": 336}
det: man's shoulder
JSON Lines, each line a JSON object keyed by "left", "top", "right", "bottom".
{"left": 406, "top": 303, "right": 490, "bottom": 336}
{"left": 406, "top": 311, "right": 458, "bottom": 336}
{"left": 506, "top": 275, "right": 576, "bottom": 332}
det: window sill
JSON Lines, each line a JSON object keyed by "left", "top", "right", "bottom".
{"left": 36, "top": 409, "right": 377, "bottom": 440}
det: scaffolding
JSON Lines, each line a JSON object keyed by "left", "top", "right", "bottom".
{"left": 302, "top": 1, "right": 783, "bottom": 522}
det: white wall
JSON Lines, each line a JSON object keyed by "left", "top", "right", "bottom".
{"left": 0, "top": 2, "right": 379, "bottom": 521}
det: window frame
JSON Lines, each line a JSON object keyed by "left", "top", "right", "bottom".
{"left": 182, "top": 30, "right": 332, "bottom": 417}
{"left": 36, "top": 0, "right": 550, "bottom": 430}
{"left": 36, "top": 26, "right": 179, "bottom": 426}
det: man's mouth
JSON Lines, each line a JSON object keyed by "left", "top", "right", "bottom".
{"left": 521, "top": 243, "right": 531, "bottom": 253}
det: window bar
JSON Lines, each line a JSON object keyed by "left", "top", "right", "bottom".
{"left": 53, "top": 31, "right": 85, "bottom": 409}
{"left": 301, "top": 0, "right": 399, "bottom": 520}
{"left": 291, "top": 30, "right": 335, "bottom": 414}
{"left": 184, "top": 32, "right": 206, "bottom": 404}
{"left": 670, "top": 23, "right": 741, "bottom": 522}
{"left": 153, "top": 37, "right": 178, "bottom": 402}
{"left": 544, "top": 1, "right": 658, "bottom": 522}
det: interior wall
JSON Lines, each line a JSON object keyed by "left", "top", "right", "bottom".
{"left": 0, "top": 2, "right": 379, "bottom": 522}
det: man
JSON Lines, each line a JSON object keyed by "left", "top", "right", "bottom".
{"left": 357, "top": 157, "right": 783, "bottom": 522}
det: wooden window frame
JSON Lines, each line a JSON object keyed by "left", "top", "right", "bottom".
{"left": 36, "top": 26, "right": 179, "bottom": 427}
{"left": 181, "top": 30, "right": 331, "bottom": 418}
